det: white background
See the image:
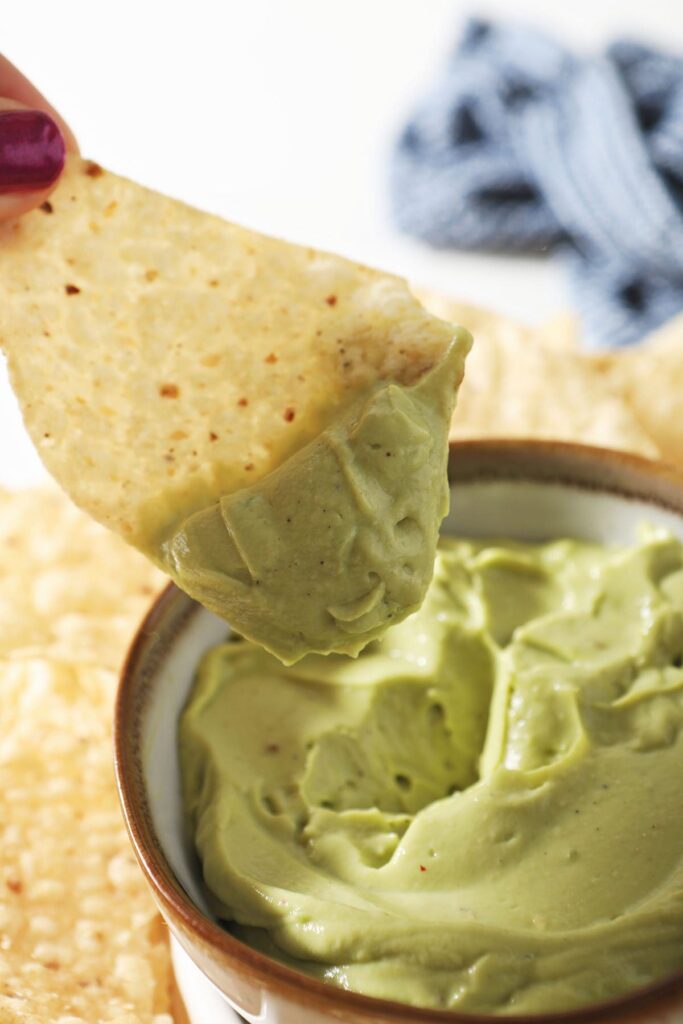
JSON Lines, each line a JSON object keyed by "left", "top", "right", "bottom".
{"left": 2, "top": 0, "right": 682, "bottom": 487}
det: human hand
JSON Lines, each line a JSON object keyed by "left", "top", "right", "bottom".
{"left": 0, "top": 55, "right": 75, "bottom": 222}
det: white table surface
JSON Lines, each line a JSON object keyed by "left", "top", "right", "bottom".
{"left": 2, "top": 0, "right": 682, "bottom": 488}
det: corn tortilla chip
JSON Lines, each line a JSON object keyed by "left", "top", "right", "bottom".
{"left": 0, "top": 158, "right": 469, "bottom": 660}
{"left": 414, "top": 289, "right": 659, "bottom": 459}
{"left": 0, "top": 488, "right": 175, "bottom": 1023}
{"left": 592, "top": 312, "right": 683, "bottom": 468}
{"left": 0, "top": 157, "right": 463, "bottom": 552}
{"left": 0, "top": 657, "right": 173, "bottom": 1024}
{"left": 0, "top": 486, "right": 164, "bottom": 671}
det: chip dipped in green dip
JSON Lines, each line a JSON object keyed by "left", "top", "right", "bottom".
{"left": 181, "top": 528, "right": 683, "bottom": 1015}
{"left": 164, "top": 340, "right": 467, "bottom": 663}
{"left": 0, "top": 157, "right": 471, "bottom": 664}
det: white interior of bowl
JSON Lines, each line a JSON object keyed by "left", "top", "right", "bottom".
{"left": 140, "top": 478, "right": 683, "bottom": 923}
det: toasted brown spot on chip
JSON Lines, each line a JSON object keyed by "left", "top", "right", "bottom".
{"left": 64, "top": 284, "right": 80, "bottom": 295}
{"left": 159, "top": 383, "right": 179, "bottom": 399}
{"left": 238, "top": 397, "right": 248, "bottom": 407}
{"left": 209, "top": 431, "right": 219, "bottom": 441}
{"left": 145, "top": 268, "right": 158, "bottom": 282}
{"left": 6, "top": 878, "right": 22, "bottom": 893}
{"left": 265, "top": 352, "right": 278, "bottom": 364}
{"left": 170, "top": 429, "right": 188, "bottom": 440}
{"left": 325, "top": 294, "right": 337, "bottom": 306}
{"left": 244, "top": 462, "right": 254, "bottom": 471}
{"left": 209, "top": 278, "right": 219, "bottom": 287}
{"left": 283, "top": 407, "right": 296, "bottom": 422}
{"left": 40, "top": 200, "right": 53, "bottom": 214}
{"left": 84, "top": 160, "right": 104, "bottom": 177}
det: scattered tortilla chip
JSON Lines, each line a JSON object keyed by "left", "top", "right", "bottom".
{"left": 414, "top": 289, "right": 659, "bottom": 459}
{"left": 0, "top": 658, "right": 173, "bottom": 1023}
{"left": 0, "top": 486, "right": 164, "bottom": 671}
{"left": 539, "top": 310, "right": 581, "bottom": 352}
{"left": 0, "top": 488, "right": 175, "bottom": 1023}
{"left": 0, "top": 157, "right": 460, "bottom": 554}
{"left": 412, "top": 292, "right": 578, "bottom": 354}
{"left": 592, "top": 312, "right": 683, "bottom": 468}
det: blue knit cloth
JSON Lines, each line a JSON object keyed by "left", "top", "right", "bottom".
{"left": 390, "top": 19, "right": 683, "bottom": 349}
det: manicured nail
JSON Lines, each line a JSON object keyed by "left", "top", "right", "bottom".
{"left": 0, "top": 110, "right": 65, "bottom": 193}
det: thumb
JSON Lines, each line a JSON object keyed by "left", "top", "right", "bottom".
{"left": 0, "top": 97, "right": 66, "bottom": 221}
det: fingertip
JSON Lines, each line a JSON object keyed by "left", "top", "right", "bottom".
{"left": 0, "top": 105, "right": 66, "bottom": 222}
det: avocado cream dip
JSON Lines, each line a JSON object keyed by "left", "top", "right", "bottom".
{"left": 180, "top": 528, "right": 683, "bottom": 1015}
{"left": 164, "top": 337, "right": 468, "bottom": 665}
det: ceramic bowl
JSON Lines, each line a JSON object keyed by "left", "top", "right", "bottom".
{"left": 115, "top": 440, "right": 683, "bottom": 1024}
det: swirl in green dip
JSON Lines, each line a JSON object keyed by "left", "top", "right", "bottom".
{"left": 180, "top": 528, "right": 683, "bottom": 1015}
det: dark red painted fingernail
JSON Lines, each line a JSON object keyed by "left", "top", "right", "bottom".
{"left": 0, "top": 110, "right": 65, "bottom": 194}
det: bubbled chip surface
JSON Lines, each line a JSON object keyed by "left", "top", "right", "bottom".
{"left": 0, "top": 487, "right": 175, "bottom": 1023}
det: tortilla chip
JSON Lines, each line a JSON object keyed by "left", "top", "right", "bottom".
{"left": 0, "top": 657, "right": 173, "bottom": 1023}
{"left": 414, "top": 289, "right": 659, "bottom": 458}
{"left": 0, "top": 486, "right": 164, "bottom": 671}
{"left": 0, "top": 157, "right": 460, "bottom": 552}
{"left": 539, "top": 310, "right": 581, "bottom": 352}
{"left": 0, "top": 488, "right": 174, "bottom": 1023}
{"left": 592, "top": 312, "right": 683, "bottom": 468}
{"left": 410, "top": 291, "right": 581, "bottom": 353}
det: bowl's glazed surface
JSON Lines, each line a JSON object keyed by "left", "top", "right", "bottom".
{"left": 115, "top": 441, "right": 683, "bottom": 1024}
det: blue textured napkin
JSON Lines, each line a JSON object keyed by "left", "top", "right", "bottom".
{"left": 390, "top": 18, "right": 683, "bottom": 349}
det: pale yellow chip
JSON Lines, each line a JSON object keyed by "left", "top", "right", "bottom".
{"left": 0, "top": 657, "right": 173, "bottom": 1024}
{"left": 411, "top": 290, "right": 581, "bottom": 354}
{"left": 0, "top": 486, "right": 164, "bottom": 671}
{"left": 0, "top": 157, "right": 458, "bottom": 553}
{"left": 0, "top": 488, "right": 175, "bottom": 1023}
{"left": 592, "top": 312, "right": 683, "bottom": 468}
{"left": 414, "top": 289, "right": 659, "bottom": 458}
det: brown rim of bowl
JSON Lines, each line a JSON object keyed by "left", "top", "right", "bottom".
{"left": 115, "top": 439, "right": 683, "bottom": 1024}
